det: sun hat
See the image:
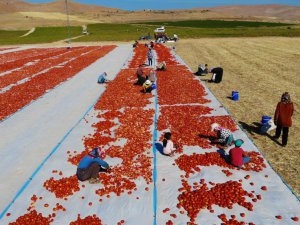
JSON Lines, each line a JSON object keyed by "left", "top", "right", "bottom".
{"left": 211, "top": 123, "right": 220, "bottom": 131}
{"left": 235, "top": 139, "right": 244, "bottom": 147}
{"left": 145, "top": 80, "right": 151, "bottom": 85}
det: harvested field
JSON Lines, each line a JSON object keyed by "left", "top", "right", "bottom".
{"left": 175, "top": 37, "right": 300, "bottom": 197}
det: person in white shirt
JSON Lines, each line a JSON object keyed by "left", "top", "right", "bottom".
{"left": 163, "top": 132, "right": 178, "bottom": 156}
{"left": 157, "top": 61, "right": 167, "bottom": 71}
{"left": 173, "top": 34, "right": 178, "bottom": 42}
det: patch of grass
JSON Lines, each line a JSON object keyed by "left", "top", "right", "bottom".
{"left": 1, "top": 21, "right": 300, "bottom": 45}
{"left": 0, "top": 26, "right": 82, "bottom": 45}
{"left": 135, "top": 20, "right": 293, "bottom": 28}
{"left": 77, "top": 23, "right": 154, "bottom": 42}
{"left": 164, "top": 27, "right": 300, "bottom": 38}
{"left": 75, "top": 23, "right": 300, "bottom": 42}
{"left": 0, "top": 30, "right": 27, "bottom": 45}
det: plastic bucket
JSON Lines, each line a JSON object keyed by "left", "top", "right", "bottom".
{"left": 152, "top": 84, "right": 157, "bottom": 89}
{"left": 261, "top": 116, "right": 272, "bottom": 124}
{"left": 232, "top": 91, "right": 239, "bottom": 101}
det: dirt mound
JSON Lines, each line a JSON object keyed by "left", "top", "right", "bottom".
{"left": 0, "top": 0, "right": 30, "bottom": 13}
{"left": 209, "top": 4, "right": 300, "bottom": 21}
{"left": 1, "top": 2, "right": 299, "bottom": 30}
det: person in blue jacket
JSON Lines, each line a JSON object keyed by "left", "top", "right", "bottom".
{"left": 98, "top": 72, "right": 109, "bottom": 84}
{"left": 76, "top": 147, "right": 110, "bottom": 184}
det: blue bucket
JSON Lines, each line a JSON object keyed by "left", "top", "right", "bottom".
{"left": 152, "top": 84, "right": 157, "bottom": 89}
{"left": 232, "top": 91, "right": 239, "bottom": 101}
{"left": 261, "top": 116, "right": 272, "bottom": 124}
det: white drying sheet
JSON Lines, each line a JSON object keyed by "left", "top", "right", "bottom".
{"left": 0, "top": 44, "right": 299, "bottom": 225}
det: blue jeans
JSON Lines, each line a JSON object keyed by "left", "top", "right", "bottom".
{"left": 223, "top": 155, "right": 251, "bottom": 166}
{"left": 243, "top": 156, "right": 251, "bottom": 164}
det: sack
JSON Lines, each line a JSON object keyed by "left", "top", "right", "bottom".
{"left": 260, "top": 119, "right": 276, "bottom": 134}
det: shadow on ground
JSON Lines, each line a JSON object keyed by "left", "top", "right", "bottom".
{"left": 155, "top": 143, "right": 168, "bottom": 156}
{"left": 238, "top": 121, "right": 281, "bottom": 146}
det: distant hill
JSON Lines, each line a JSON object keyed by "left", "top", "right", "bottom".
{"left": 209, "top": 4, "right": 300, "bottom": 21}
{"left": 0, "top": 0, "right": 30, "bottom": 13}
{"left": 0, "top": 0, "right": 121, "bottom": 13}
{"left": 0, "top": 1, "right": 299, "bottom": 30}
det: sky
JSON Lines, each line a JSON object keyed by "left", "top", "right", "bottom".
{"left": 26, "top": 0, "right": 300, "bottom": 10}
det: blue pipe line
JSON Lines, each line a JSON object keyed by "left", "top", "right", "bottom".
{"left": 152, "top": 56, "right": 158, "bottom": 225}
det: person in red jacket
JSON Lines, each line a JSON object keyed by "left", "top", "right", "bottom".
{"left": 274, "top": 92, "right": 294, "bottom": 146}
{"left": 229, "top": 139, "right": 250, "bottom": 168}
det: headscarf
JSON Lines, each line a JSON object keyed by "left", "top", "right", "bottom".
{"left": 89, "top": 147, "right": 102, "bottom": 158}
{"left": 235, "top": 139, "right": 244, "bottom": 147}
{"left": 211, "top": 123, "right": 220, "bottom": 131}
{"left": 281, "top": 92, "right": 291, "bottom": 103}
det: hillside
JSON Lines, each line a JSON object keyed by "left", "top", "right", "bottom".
{"left": 0, "top": 1, "right": 299, "bottom": 30}
{"left": 211, "top": 4, "right": 300, "bottom": 21}
{"left": 0, "top": 0, "right": 120, "bottom": 13}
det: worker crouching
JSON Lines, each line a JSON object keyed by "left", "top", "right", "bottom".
{"left": 76, "top": 147, "right": 111, "bottom": 184}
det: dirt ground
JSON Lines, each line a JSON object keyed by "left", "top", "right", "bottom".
{"left": 174, "top": 37, "right": 300, "bottom": 197}
{"left": 0, "top": 10, "right": 231, "bottom": 30}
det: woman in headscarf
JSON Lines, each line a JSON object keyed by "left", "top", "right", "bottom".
{"left": 211, "top": 123, "right": 234, "bottom": 147}
{"left": 142, "top": 80, "right": 153, "bottom": 93}
{"left": 274, "top": 92, "right": 294, "bottom": 146}
{"left": 228, "top": 139, "right": 250, "bottom": 168}
{"left": 76, "top": 147, "right": 110, "bottom": 184}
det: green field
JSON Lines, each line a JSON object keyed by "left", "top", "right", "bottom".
{"left": 75, "top": 22, "right": 300, "bottom": 42}
{"left": 76, "top": 23, "right": 154, "bottom": 42}
{"left": 0, "top": 26, "right": 81, "bottom": 45}
{"left": 135, "top": 20, "right": 293, "bottom": 28}
{"left": 0, "top": 20, "right": 299, "bottom": 45}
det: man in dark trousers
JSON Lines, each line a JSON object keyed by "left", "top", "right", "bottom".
{"left": 210, "top": 67, "right": 223, "bottom": 83}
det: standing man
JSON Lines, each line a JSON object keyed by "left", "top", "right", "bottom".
{"left": 274, "top": 92, "right": 294, "bottom": 146}
{"left": 147, "top": 48, "right": 153, "bottom": 66}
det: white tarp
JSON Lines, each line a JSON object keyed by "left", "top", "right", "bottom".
{"left": 0, "top": 44, "right": 299, "bottom": 225}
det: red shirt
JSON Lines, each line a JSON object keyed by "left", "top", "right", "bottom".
{"left": 274, "top": 102, "right": 294, "bottom": 127}
{"left": 137, "top": 67, "right": 143, "bottom": 77}
{"left": 229, "top": 147, "right": 244, "bottom": 167}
